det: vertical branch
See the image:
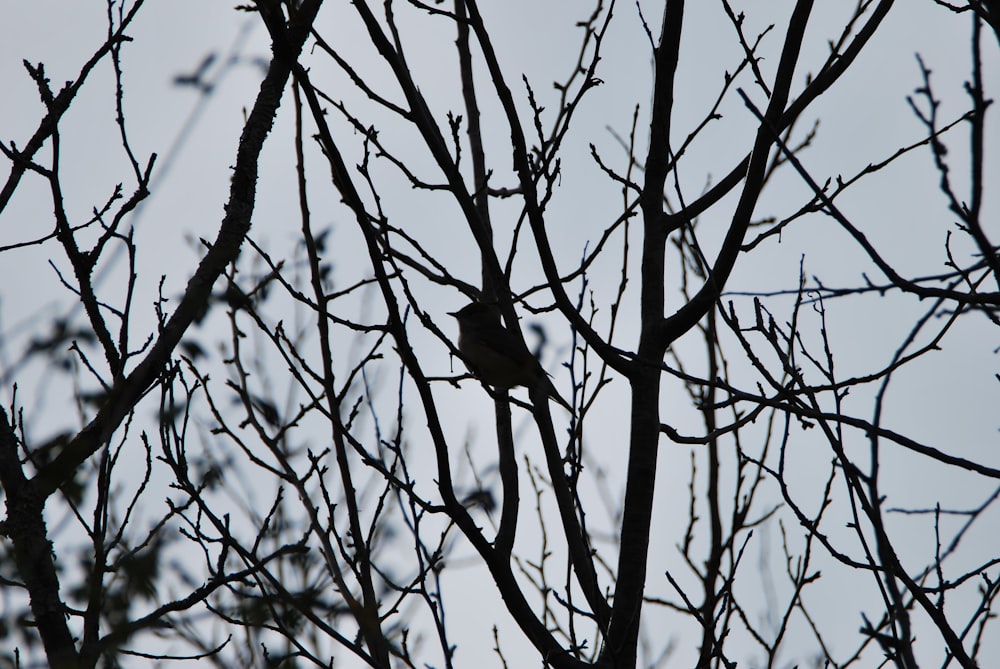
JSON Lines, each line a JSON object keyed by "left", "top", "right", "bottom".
{"left": 462, "top": 0, "right": 628, "bottom": 373}
{"left": 47, "top": 128, "right": 122, "bottom": 379}
{"left": 454, "top": 0, "right": 494, "bottom": 286}
{"left": 292, "top": 80, "right": 392, "bottom": 666}
{"left": 697, "top": 309, "right": 725, "bottom": 668}
{"left": 603, "top": 0, "right": 684, "bottom": 664}
{"left": 961, "top": 14, "right": 1000, "bottom": 290}
{"left": 463, "top": 0, "right": 614, "bottom": 631}
{"left": 79, "top": 447, "right": 113, "bottom": 668}
{"left": 0, "top": 408, "right": 78, "bottom": 668}
{"left": 454, "top": 0, "right": 521, "bottom": 557}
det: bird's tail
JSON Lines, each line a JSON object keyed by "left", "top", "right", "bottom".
{"left": 538, "top": 376, "right": 572, "bottom": 412}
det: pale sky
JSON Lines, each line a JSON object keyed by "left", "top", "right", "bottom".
{"left": 2, "top": 2, "right": 998, "bottom": 667}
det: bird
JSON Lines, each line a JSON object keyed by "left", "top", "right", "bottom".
{"left": 449, "top": 302, "right": 572, "bottom": 411}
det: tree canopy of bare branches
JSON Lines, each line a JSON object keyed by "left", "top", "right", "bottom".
{"left": 1, "top": 1, "right": 998, "bottom": 668}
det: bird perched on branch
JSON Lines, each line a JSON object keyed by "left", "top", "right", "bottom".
{"left": 449, "top": 302, "right": 572, "bottom": 412}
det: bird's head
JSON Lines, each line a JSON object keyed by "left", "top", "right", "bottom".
{"left": 448, "top": 302, "right": 502, "bottom": 328}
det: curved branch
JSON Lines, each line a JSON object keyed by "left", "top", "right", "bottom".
{"left": 670, "top": 0, "right": 896, "bottom": 226}
{"left": 33, "top": 0, "right": 325, "bottom": 498}
{"left": 660, "top": 0, "right": 816, "bottom": 346}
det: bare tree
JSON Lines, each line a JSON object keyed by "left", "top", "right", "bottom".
{"left": 1, "top": 1, "right": 998, "bottom": 668}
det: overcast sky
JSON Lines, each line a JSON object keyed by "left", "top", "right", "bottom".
{"left": 2, "top": 2, "right": 999, "bottom": 667}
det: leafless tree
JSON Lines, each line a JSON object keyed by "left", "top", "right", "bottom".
{"left": 1, "top": 1, "right": 998, "bottom": 668}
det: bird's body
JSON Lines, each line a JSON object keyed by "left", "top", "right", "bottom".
{"left": 450, "top": 302, "right": 572, "bottom": 411}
